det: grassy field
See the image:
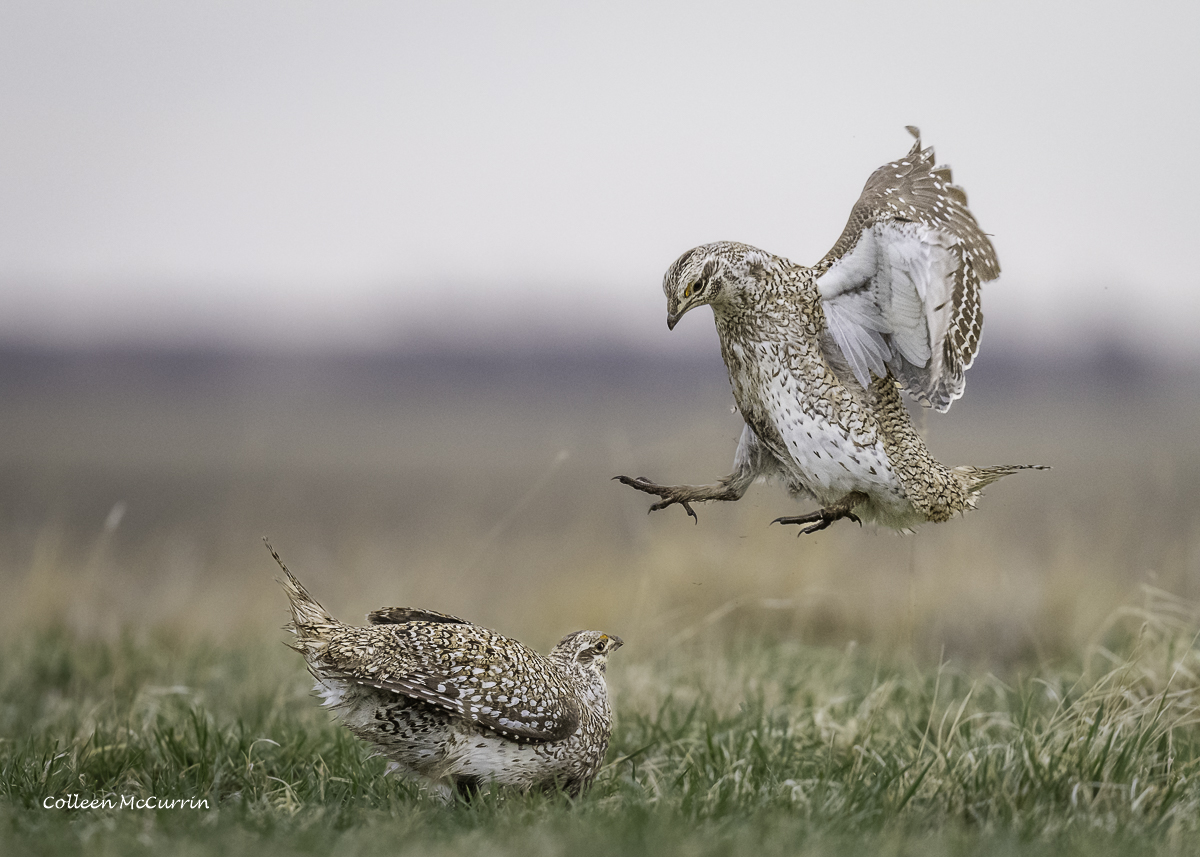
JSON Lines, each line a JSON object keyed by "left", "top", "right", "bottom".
{"left": 2, "top": 345, "right": 1199, "bottom": 853}
{"left": 3, "top": 590, "right": 1200, "bottom": 855}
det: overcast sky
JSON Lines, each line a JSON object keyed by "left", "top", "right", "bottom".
{"left": 1, "top": 1, "right": 1197, "bottom": 356}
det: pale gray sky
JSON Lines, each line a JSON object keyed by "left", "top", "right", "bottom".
{"left": 1, "top": 1, "right": 1197, "bottom": 355}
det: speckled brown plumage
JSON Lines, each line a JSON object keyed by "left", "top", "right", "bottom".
{"left": 617, "top": 128, "right": 1045, "bottom": 533}
{"left": 270, "top": 542, "right": 622, "bottom": 799}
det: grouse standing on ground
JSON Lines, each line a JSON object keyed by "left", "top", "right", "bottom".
{"left": 271, "top": 542, "right": 622, "bottom": 799}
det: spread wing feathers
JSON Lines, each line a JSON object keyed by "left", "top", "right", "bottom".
{"left": 368, "top": 607, "right": 469, "bottom": 626}
{"left": 815, "top": 129, "right": 999, "bottom": 411}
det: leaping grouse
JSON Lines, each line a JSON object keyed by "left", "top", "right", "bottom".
{"left": 617, "top": 128, "right": 1045, "bottom": 534}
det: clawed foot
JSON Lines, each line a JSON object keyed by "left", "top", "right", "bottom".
{"left": 771, "top": 492, "right": 868, "bottom": 536}
{"left": 613, "top": 476, "right": 699, "bottom": 523}
{"left": 772, "top": 509, "right": 861, "bottom": 535}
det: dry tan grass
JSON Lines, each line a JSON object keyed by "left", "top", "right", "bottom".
{"left": 2, "top": 348, "right": 1197, "bottom": 670}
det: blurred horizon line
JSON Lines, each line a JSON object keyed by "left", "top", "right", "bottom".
{"left": 2, "top": 272, "right": 1197, "bottom": 365}
{"left": 0, "top": 336, "right": 1194, "bottom": 386}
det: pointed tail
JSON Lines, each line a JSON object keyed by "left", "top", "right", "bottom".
{"left": 953, "top": 464, "right": 1049, "bottom": 496}
{"left": 265, "top": 538, "right": 334, "bottom": 632}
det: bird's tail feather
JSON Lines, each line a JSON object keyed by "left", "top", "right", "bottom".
{"left": 954, "top": 464, "right": 1049, "bottom": 496}
{"left": 266, "top": 538, "right": 334, "bottom": 632}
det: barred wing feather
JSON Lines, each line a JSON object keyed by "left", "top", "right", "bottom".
{"left": 815, "top": 130, "right": 998, "bottom": 411}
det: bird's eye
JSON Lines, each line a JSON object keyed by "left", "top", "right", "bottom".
{"left": 592, "top": 642, "right": 607, "bottom": 654}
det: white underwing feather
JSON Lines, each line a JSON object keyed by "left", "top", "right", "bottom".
{"left": 814, "top": 136, "right": 997, "bottom": 412}
{"left": 818, "top": 220, "right": 971, "bottom": 410}
{"left": 822, "top": 295, "right": 890, "bottom": 387}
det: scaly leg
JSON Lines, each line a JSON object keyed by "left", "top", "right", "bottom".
{"left": 615, "top": 424, "right": 769, "bottom": 523}
{"left": 613, "top": 475, "right": 747, "bottom": 522}
{"left": 773, "top": 492, "right": 869, "bottom": 535}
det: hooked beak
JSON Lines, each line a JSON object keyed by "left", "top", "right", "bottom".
{"left": 666, "top": 312, "right": 681, "bottom": 331}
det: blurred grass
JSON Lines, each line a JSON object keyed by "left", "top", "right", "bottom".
{"left": 1, "top": 346, "right": 1197, "bottom": 664}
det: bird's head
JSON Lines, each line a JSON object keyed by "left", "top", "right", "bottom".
{"left": 662, "top": 242, "right": 776, "bottom": 330}
{"left": 552, "top": 630, "right": 623, "bottom": 675}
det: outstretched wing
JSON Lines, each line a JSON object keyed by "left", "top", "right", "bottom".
{"left": 815, "top": 128, "right": 999, "bottom": 411}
